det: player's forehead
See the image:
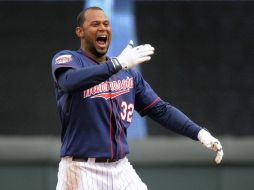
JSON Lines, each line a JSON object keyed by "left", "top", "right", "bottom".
{"left": 84, "top": 9, "right": 109, "bottom": 23}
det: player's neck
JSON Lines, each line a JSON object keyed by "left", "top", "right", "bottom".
{"left": 80, "top": 47, "right": 106, "bottom": 63}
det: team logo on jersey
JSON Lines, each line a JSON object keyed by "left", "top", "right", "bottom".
{"left": 83, "top": 77, "right": 133, "bottom": 100}
{"left": 55, "top": 55, "right": 72, "bottom": 64}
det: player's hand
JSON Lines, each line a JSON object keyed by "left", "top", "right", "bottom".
{"left": 114, "top": 40, "right": 155, "bottom": 70}
{"left": 198, "top": 129, "right": 224, "bottom": 164}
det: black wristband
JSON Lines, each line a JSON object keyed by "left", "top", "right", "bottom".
{"left": 110, "top": 57, "right": 122, "bottom": 71}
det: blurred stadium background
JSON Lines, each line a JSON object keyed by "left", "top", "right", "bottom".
{"left": 0, "top": 0, "right": 254, "bottom": 189}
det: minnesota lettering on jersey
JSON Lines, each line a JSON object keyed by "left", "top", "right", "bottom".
{"left": 84, "top": 77, "right": 133, "bottom": 100}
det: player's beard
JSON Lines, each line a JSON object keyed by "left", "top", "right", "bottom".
{"left": 85, "top": 40, "right": 109, "bottom": 58}
{"left": 92, "top": 46, "right": 108, "bottom": 58}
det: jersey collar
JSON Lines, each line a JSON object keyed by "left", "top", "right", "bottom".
{"left": 77, "top": 49, "right": 110, "bottom": 65}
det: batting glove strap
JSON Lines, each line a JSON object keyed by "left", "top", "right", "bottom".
{"left": 110, "top": 57, "right": 122, "bottom": 71}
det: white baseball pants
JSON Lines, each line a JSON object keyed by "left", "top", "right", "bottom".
{"left": 56, "top": 157, "right": 148, "bottom": 190}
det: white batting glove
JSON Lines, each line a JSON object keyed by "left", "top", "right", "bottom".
{"left": 111, "top": 40, "right": 155, "bottom": 70}
{"left": 198, "top": 129, "right": 224, "bottom": 164}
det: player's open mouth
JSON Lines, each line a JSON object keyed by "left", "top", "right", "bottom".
{"left": 96, "top": 35, "right": 107, "bottom": 48}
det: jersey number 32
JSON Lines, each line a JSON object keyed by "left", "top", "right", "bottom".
{"left": 120, "top": 101, "right": 134, "bottom": 123}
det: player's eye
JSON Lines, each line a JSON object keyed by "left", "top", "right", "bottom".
{"left": 91, "top": 21, "right": 99, "bottom": 27}
{"left": 103, "top": 21, "right": 110, "bottom": 27}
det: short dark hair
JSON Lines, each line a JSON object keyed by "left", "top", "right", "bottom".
{"left": 76, "top": 6, "right": 104, "bottom": 27}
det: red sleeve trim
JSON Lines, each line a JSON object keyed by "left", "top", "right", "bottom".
{"left": 140, "top": 97, "right": 160, "bottom": 114}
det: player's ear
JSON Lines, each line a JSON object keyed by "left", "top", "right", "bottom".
{"left": 75, "top": 27, "right": 84, "bottom": 38}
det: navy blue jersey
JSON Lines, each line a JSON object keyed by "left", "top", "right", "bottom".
{"left": 51, "top": 49, "right": 159, "bottom": 159}
{"left": 51, "top": 49, "right": 201, "bottom": 160}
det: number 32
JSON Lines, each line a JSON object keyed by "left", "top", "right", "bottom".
{"left": 120, "top": 101, "right": 134, "bottom": 122}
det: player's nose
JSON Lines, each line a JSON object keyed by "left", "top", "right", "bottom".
{"left": 98, "top": 24, "right": 105, "bottom": 30}
{"left": 98, "top": 24, "right": 110, "bottom": 31}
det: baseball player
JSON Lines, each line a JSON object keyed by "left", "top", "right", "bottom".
{"left": 51, "top": 7, "right": 223, "bottom": 190}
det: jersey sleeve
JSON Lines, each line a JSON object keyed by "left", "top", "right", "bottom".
{"left": 145, "top": 99, "right": 202, "bottom": 140}
{"left": 133, "top": 70, "right": 160, "bottom": 116}
{"left": 51, "top": 50, "right": 81, "bottom": 82}
{"left": 132, "top": 70, "right": 201, "bottom": 140}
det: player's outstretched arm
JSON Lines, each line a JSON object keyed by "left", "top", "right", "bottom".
{"left": 143, "top": 99, "right": 223, "bottom": 164}
{"left": 111, "top": 40, "right": 155, "bottom": 70}
{"left": 198, "top": 129, "right": 224, "bottom": 164}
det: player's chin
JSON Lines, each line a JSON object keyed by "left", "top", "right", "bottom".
{"left": 96, "top": 47, "right": 108, "bottom": 56}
